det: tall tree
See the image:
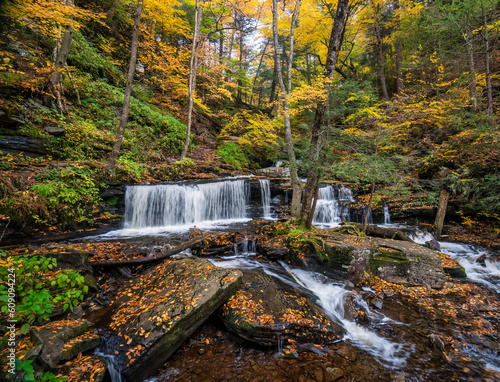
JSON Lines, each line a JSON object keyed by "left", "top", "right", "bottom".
{"left": 272, "top": 0, "right": 302, "bottom": 218}
{"left": 49, "top": 0, "right": 75, "bottom": 113}
{"left": 180, "top": 0, "right": 203, "bottom": 160}
{"left": 107, "top": 0, "right": 143, "bottom": 173}
{"left": 300, "top": 0, "right": 350, "bottom": 227}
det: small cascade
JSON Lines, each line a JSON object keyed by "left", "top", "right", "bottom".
{"left": 209, "top": 255, "right": 410, "bottom": 367}
{"left": 259, "top": 179, "right": 272, "bottom": 219}
{"left": 383, "top": 203, "right": 391, "bottom": 224}
{"left": 94, "top": 336, "right": 124, "bottom": 382}
{"left": 410, "top": 230, "right": 500, "bottom": 294}
{"left": 313, "top": 185, "right": 353, "bottom": 227}
{"left": 233, "top": 238, "right": 257, "bottom": 256}
{"left": 280, "top": 265, "right": 410, "bottom": 367}
{"left": 124, "top": 180, "right": 248, "bottom": 228}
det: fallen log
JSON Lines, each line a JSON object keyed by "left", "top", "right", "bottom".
{"left": 91, "top": 232, "right": 222, "bottom": 267}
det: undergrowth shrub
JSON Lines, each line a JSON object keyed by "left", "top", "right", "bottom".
{"left": 0, "top": 251, "right": 88, "bottom": 331}
{"left": 216, "top": 142, "right": 248, "bottom": 169}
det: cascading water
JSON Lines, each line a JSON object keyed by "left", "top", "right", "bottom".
{"left": 209, "top": 253, "right": 411, "bottom": 368}
{"left": 259, "top": 179, "right": 272, "bottom": 219}
{"left": 313, "top": 185, "right": 353, "bottom": 227}
{"left": 383, "top": 203, "right": 391, "bottom": 224}
{"left": 94, "top": 336, "right": 124, "bottom": 382}
{"left": 410, "top": 231, "right": 500, "bottom": 294}
{"left": 124, "top": 180, "right": 248, "bottom": 228}
{"left": 280, "top": 265, "right": 410, "bottom": 368}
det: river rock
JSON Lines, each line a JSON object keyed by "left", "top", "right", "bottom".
{"left": 299, "top": 231, "right": 446, "bottom": 288}
{"left": 109, "top": 258, "right": 242, "bottom": 382}
{"left": 219, "top": 270, "right": 343, "bottom": 347}
{"left": 54, "top": 355, "right": 107, "bottom": 382}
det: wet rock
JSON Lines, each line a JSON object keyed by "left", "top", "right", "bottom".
{"left": 336, "top": 344, "right": 357, "bottom": 361}
{"left": 220, "top": 271, "right": 343, "bottom": 347}
{"left": 110, "top": 258, "right": 242, "bottom": 382}
{"left": 0, "top": 135, "right": 48, "bottom": 157}
{"left": 258, "top": 236, "right": 289, "bottom": 259}
{"left": 313, "top": 232, "right": 446, "bottom": 288}
{"left": 425, "top": 239, "right": 441, "bottom": 251}
{"left": 325, "top": 367, "right": 344, "bottom": 381}
{"left": 61, "top": 333, "right": 100, "bottom": 361}
{"left": 443, "top": 264, "right": 467, "bottom": 278}
{"left": 30, "top": 319, "right": 94, "bottom": 368}
{"left": 54, "top": 355, "right": 107, "bottom": 382}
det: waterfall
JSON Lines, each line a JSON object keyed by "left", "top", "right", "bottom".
{"left": 383, "top": 203, "right": 391, "bottom": 224}
{"left": 124, "top": 180, "right": 248, "bottom": 228}
{"left": 259, "top": 179, "right": 271, "bottom": 219}
{"left": 313, "top": 185, "right": 353, "bottom": 227}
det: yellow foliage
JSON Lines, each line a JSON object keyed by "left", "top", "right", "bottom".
{"left": 219, "top": 110, "right": 282, "bottom": 160}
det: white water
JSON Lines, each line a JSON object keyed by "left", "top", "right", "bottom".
{"left": 124, "top": 180, "right": 248, "bottom": 228}
{"left": 410, "top": 231, "right": 500, "bottom": 294}
{"left": 95, "top": 337, "right": 124, "bottom": 382}
{"left": 259, "top": 179, "right": 272, "bottom": 219}
{"left": 313, "top": 185, "right": 353, "bottom": 227}
{"left": 210, "top": 255, "right": 410, "bottom": 368}
{"left": 281, "top": 265, "right": 410, "bottom": 368}
{"left": 383, "top": 203, "right": 391, "bottom": 224}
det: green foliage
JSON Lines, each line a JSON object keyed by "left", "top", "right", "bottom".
{"left": 116, "top": 158, "right": 147, "bottom": 181}
{"left": 155, "top": 158, "right": 195, "bottom": 180}
{"left": 69, "top": 31, "right": 124, "bottom": 85}
{"left": 0, "top": 253, "right": 88, "bottom": 328}
{"left": 219, "top": 111, "right": 282, "bottom": 164}
{"left": 29, "top": 166, "right": 102, "bottom": 227}
{"left": 216, "top": 142, "right": 249, "bottom": 169}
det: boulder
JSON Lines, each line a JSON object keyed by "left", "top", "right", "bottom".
{"left": 109, "top": 258, "right": 242, "bottom": 382}
{"left": 299, "top": 231, "right": 446, "bottom": 288}
{"left": 0, "top": 135, "right": 47, "bottom": 157}
{"left": 30, "top": 319, "right": 96, "bottom": 368}
{"left": 257, "top": 236, "right": 289, "bottom": 260}
{"left": 219, "top": 270, "right": 343, "bottom": 347}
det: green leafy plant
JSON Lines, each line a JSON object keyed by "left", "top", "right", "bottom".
{"left": 216, "top": 142, "right": 249, "bottom": 169}
{"left": 0, "top": 254, "right": 88, "bottom": 329}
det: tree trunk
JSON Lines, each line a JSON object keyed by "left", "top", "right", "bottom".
{"left": 374, "top": 18, "right": 389, "bottom": 101}
{"left": 107, "top": 0, "right": 121, "bottom": 21}
{"left": 272, "top": 0, "right": 302, "bottom": 219}
{"left": 250, "top": 39, "right": 269, "bottom": 106}
{"left": 107, "top": 0, "right": 143, "bottom": 173}
{"left": 362, "top": 181, "right": 375, "bottom": 233}
{"left": 236, "top": 29, "right": 244, "bottom": 104}
{"left": 393, "top": 0, "right": 403, "bottom": 95}
{"left": 482, "top": 7, "right": 493, "bottom": 116}
{"left": 49, "top": 0, "right": 74, "bottom": 114}
{"left": 463, "top": 24, "right": 477, "bottom": 110}
{"left": 180, "top": 0, "right": 203, "bottom": 160}
{"left": 300, "top": 0, "right": 349, "bottom": 227}
{"left": 434, "top": 189, "right": 449, "bottom": 240}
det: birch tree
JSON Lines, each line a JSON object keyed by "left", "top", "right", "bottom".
{"left": 180, "top": 0, "right": 203, "bottom": 160}
{"left": 107, "top": 0, "right": 143, "bottom": 174}
{"left": 272, "top": 0, "right": 302, "bottom": 218}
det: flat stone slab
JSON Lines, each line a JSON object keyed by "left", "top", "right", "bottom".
{"left": 109, "top": 258, "right": 242, "bottom": 382}
{"left": 30, "top": 319, "right": 93, "bottom": 368}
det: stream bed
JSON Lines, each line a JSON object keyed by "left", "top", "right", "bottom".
{"left": 75, "top": 178, "right": 499, "bottom": 381}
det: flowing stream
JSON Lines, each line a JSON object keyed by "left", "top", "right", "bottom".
{"left": 209, "top": 251, "right": 411, "bottom": 368}
{"left": 90, "top": 178, "right": 499, "bottom": 380}
{"left": 410, "top": 231, "right": 500, "bottom": 294}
